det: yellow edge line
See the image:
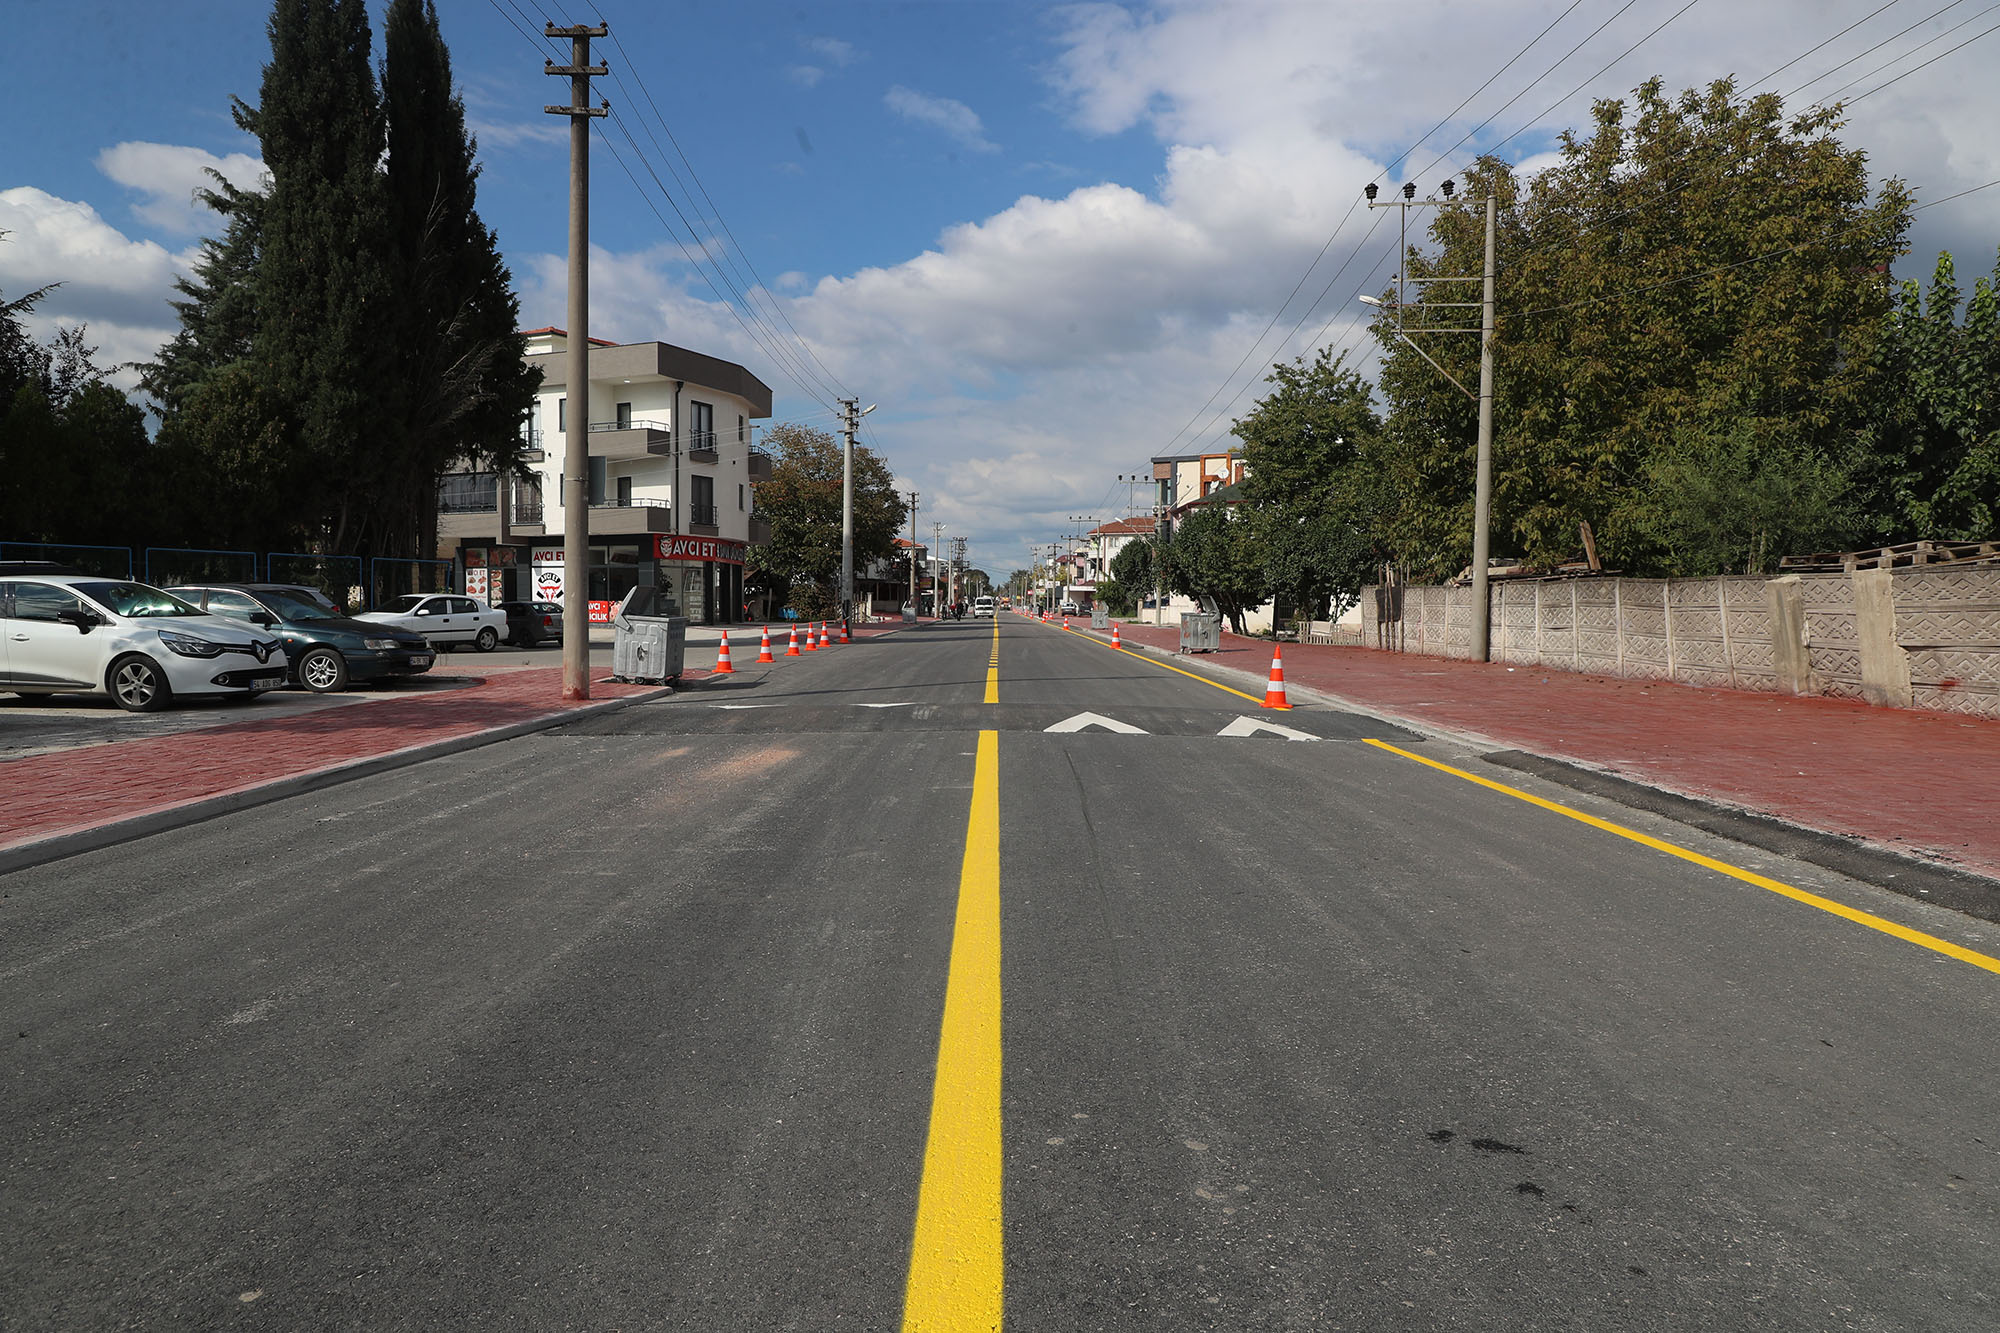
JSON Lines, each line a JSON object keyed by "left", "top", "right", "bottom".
{"left": 902, "top": 729, "right": 1004, "bottom": 1330}
{"left": 1362, "top": 738, "right": 2000, "bottom": 978}
{"left": 1054, "top": 624, "right": 1267, "bottom": 706}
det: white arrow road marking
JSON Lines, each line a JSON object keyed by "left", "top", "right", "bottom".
{"left": 855, "top": 702, "right": 918, "bottom": 708}
{"left": 1217, "top": 716, "right": 1320, "bottom": 741}
{"left": 1045, "top": 712, "right": 1149, "bottom": 734}
{"left": 711, "top": 704, "right": 782, "bottom": 710}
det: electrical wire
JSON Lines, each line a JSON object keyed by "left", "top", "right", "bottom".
{"left": 1782, "top": 0, "right": 1971, "bottom": 98}
{"left": 1744, "top": 0, "right": 1914, "bottom": 91}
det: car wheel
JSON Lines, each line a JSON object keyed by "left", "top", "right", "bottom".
{"left": 298, "top": 646, "right": 349, "bottom": 693}
{"left": 474, "top": 626, "right": 499, "bottom": 652}
{"left": 109, "top": 655, "right": 173, "bottom": 713}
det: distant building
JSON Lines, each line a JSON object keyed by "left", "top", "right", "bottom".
{"left": 437, "top": 328, "right": 773, "bottom": 623}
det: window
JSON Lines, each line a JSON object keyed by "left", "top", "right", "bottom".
{"left": 6, "top": 582, "right": 84, "bottom": 622}
{"left": 448, "top": 598, "right": 479, "bottom": 614}
{"left": 738, "top": 413, "right": 746, "bottom": 444}
{"left": 589, "top": 456, "right": 607, "bottom": 505}
{"left": 556, "top": 397, "right": 565, "bottom": 432}
{"left": 689, "top": 400, "right": 714, "bottom": 451}
{"left": 616, "top": 401, "right": 632, "bottom": 429}
{"left": 438, "top": 471, "right": 498, "bottom": 513}
{"left": 738, "top": 483, "right": 745, "bottom": 511}
{"left": 691, "top": 474, "right": 716, "bottom": 526}
{"left": 616, "top": 475, "right": 633, "bottom": 504}
{"left": 204, "top": 590, "right": 266, "bottom": 621}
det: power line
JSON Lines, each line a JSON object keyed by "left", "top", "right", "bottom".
{"left": 1744, "top": 0, "right": 1913, "bottom": 92}
{"left": 1845, "top": 11, "right": 2000, "bottom": 103}
{"left": 1782, "top": 1, "right": 1972, "bottom": 98}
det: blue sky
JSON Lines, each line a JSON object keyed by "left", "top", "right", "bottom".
{"left": 7, "top": 1, "right": 2000, "bottom": 578}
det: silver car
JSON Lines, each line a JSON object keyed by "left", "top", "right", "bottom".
{"left": 0, "top": 573, "right": 286, "bottom": 712}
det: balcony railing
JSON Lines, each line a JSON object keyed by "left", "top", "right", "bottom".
{"left": 689, "top": 502, "right": 718, "bottom": 527}
{"left": 685, "top": 429, "right": 718, "bottom": 463}
{"left": 438, "top": 476, "right": 499, "bottom": 513}
{"left": 512, "top": 490, "right": 544, "bottom": 523}
{"left": 591, "top": 496, "right": 670, "bottom": 510}
{"left": 590, "top": 417, "right": 671, "bottom": 434}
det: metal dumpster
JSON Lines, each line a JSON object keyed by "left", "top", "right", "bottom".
{"left": 610, "top": 585, "right": 687, "bottom": 684}
{"left": 902, "top": 601, "right": 917, "bottom": 624}
{"left": 1178, "top": 610, "right": 1220, "bottom": 653}
{"left": 1091, "top": 607, "right": 1109, "bottom": 630}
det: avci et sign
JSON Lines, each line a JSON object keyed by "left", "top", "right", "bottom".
{"left": 655, "top": 536, "right": 747, "bottom": 565}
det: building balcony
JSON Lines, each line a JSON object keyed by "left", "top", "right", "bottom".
{"left": 588, "top": 417, "right": 671, "bottom": 461}
{"left": 685, "top": 430, "right": 718, "bottom": 464}
{"left": 746, "top": 448, "right": 773, "bottom": 483}
{"left": 688, "top": 501, "right": 719, "bottom": 536}
{"left": 583, "top": 497, "right": 675, "bottom": 534}
{"left": 747, "top": 515, "right": 772, "bottom": 545}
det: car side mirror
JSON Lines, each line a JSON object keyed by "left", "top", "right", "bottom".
{"left": 249, "top": 611, "right": 276, "bottom": 626}
{"left": 56, "top": 607, "right": 99, "bottom": 632}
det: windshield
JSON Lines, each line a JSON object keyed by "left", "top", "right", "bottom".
{"left": 379, "top": 595, "right": 427, "bottom": 613}
{"left": 76, "top": 582, "right": 204, "bottom": 618}
{"left": 263, "top": 589, "right": 339, "bottom": 621}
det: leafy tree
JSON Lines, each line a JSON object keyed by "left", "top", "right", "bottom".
{"left": 1163, "top": 504, "right": 1266, "bottom": 633}
{"left": 1629, "top": 423, "right": 1859, "bottom": 574}
{"left": 1855, "top": 249, "right": 2000, "bottom": 542}
{"left": 241, "top": 0, "right": 396, "bottom": 555}
{"left": 1109, "top": 535, "right": 1156, "bottom": 594}
{"left": 746, "top": 423, "right": 907, "bottom": 616}
{"left": 378, "top": 0, "right": 539, "bottom": 557}
{"left": 1234, "top": 348, "right": 1385, "bottom": 619}
{"left": 1377, "top": 79, "right": 1910, "bottom": 577}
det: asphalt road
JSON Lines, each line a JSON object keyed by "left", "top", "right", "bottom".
{"left": 5, "top": 615, "right": 1997, "bottom": 1329}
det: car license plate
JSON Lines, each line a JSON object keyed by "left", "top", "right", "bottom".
{"left": 249, "top": 673, "right": 285, "bottom": 691}
{"left": 410, "top": 654, "right": 433, "bottom": 668}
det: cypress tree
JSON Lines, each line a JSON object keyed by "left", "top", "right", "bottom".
{"left": 381, "top": 0, "right": 540, "bottom": 559}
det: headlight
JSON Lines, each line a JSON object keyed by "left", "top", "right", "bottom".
{"left": 363, "top": 638, "right": 401, "bottom": 650}
{"left": 159, "top": 631, "right": 225, "bottom": 658}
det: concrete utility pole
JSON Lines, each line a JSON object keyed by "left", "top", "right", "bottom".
{"left": 906, "top": 490, "right": 919, "bottom": 611}
{"left": 1365, "top": 178, "right": 1497, "bottom": 661}
{"left": 545, "top": 22, "right": 607, "bottom": 701}
{"left": 838, "top": 398, "right": 875, "bottom": 625}
{"left": 932, "top": 521, "right": 946, "bottom": 616}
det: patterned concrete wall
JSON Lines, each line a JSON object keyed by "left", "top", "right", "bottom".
{"left": 1361, "top": 567, "right": 2000, "bottom": 719}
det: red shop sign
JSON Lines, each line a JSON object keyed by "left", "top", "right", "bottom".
{"left": 654, "top": 535, "right": 747, "bottom": 565}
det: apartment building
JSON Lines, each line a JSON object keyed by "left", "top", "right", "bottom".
{"left": 438, "top": 329, "right": 773, "bottom": 624}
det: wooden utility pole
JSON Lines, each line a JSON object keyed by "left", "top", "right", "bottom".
{"left": 545, "top": 22, "right": 607, "bottom": 700}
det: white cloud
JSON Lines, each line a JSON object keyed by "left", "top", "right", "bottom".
{"left": 786, "top": 65, "right": 826, "bottom": 89}
{"left": 95, "top": 141, "right": 264, "bottom": 235}
{"left": 468, "top": 117, "right": 569, "bottom": 150}
{"left": 0, "top": 186, "right": 192, "bottom": 386}
{"left": 885, "top": 86, "right": 999, "bottom": 154}
{"left": 802, "top": 36, "right": 856, "bottom": 66}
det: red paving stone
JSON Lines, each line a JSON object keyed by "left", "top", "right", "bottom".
{"left": 1068, "top": 616, "right": 2000, "bottom": 881}
{"left": 1, "top": 668, "right": 663, "bottom": 854}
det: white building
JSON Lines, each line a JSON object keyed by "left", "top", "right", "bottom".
{"left": 438, "top": 328, "right": 773, "bottom": 623}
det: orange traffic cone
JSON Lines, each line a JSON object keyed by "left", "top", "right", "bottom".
{"left": 804, "top": 621, "right": 819, "bottom": 651}
{"left": 1111, "top": 623, "right": 1122, "bottom": 649}
{"left": 1262, "top": 641, "right": 1291, "bottom": 709}
{"left": 785, "top": 624, "right": 801, "bottom": 656}
{"left": 839, "top": 619, "right": 850, "bottom": 644}
{"left": 1063, "top": 613, "right": 1070, "bottom": 629}
{"left": 713, "top": 630, "right": 735, "bottom": 674}
{"left": 757, "top": 625, "right": 775, "bottom": 663}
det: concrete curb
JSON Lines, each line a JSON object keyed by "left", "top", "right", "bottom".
{"left": 1080, "top": 623, "right": 2000, "bottom": 912}
{"left": 0, "top": 684, "right": 673, "bottom": 877}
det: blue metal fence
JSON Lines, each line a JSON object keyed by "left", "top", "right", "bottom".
{"left": 0, "top": 541, "right": 134, "bottom": 578}
{"left": 268, "top": 553, "right": 365, "bottom": 612}
{"left": 145, "top": 547, "right": 260, "bottom": 587}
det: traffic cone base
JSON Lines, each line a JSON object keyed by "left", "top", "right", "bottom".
{"left": 757, "top": 625, "right": 775, "bottom": 663}
{"left": 1263, "top": 641, "right": 1291, "bottom": 709}
{"left": 713, "top": 630, "right": 735, "bottom": 674}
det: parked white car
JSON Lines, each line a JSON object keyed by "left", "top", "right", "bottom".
{"left": 0, "top": 569, "right": 287, "bottom": 712}
{"left": 357, "top": 594, "right": 508, "bottom": 651}
{"left": 972, "top": 595, "right": 996, "bottom": 617}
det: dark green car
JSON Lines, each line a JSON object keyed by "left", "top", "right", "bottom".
{"left": 164, "top": 582, "right": 436, "bottom": 693}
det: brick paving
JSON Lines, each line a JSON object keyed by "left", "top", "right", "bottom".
{"left": 1068, "top": 615, "right": 2000, "bottom": 881}
{"left": 0, "top": 668, "right": 665, "bottom": 856}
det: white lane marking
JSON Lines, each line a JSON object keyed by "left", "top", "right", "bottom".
{"left": 1217, "top": 716, "right": 1320, "bottom": 741}
{"left": 856, "top": 702, "right": 918, "bottom": 708}
{"left": 711, "top": 704, "right": 781, "bottom": 710}
{"left": 1045, "top": 712, "right": 1148, "bottom": 734}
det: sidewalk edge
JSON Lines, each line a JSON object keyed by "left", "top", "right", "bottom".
{"left": 1091, "top": 625, "right": 2000, "bottom": 914}
{"left": 0, "top": 685, "right": 672, "bottom": 877}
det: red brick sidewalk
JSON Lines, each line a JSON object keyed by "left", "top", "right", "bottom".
{"left": 0, "top": 668, "right": 664, "bottom": 858}
{"left": 1081, "top": 618, "right": 2000, "bottom": 881}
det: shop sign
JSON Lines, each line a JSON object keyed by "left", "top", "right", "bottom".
{"left": 489, "top": 547, "right": 518, "bottom": 567}
{"left": 464, "top": 547, "right": 488, "bottom": 569}
{"left": 465, "top": 567, "right": 491, "bottom": 603}
{"left": 535, "top": 566, "right": 563, "bottom": 602}
{"left": 532, "top": 546, "right": 563, "bottom": 566}
{"left": 654, "top": 535, "right": 747, "bottom": 565}
{"left": 589, "top": 599, "right": 615, "bottom": 624}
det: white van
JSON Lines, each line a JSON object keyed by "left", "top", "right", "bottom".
{"left": 971, "top": 596, "right": 996, "bottom": 617}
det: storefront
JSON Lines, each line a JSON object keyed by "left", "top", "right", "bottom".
{"left": 459, "top": 536, "right": 747, "bottom": 624}
{"left": 655, "top": 535, "right": 747, "bottom": 625}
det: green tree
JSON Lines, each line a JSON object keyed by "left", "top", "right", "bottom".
{"left": 1234, "top": 347, "right": 1385, "bottom": 620}
{"left": 1629, "top": 423, "right": 1859, "bottom": 574}
{"left": 1855, "top": 249, "right": 2000, "bottom": 542}
{"left": 1163, "top": 504, "right": 1266, "bottom": 633}
{"left": 746, "top": 423, "right": 907, "bottom": 616}
{"left": 1377, "top": 78, "right": 1910, "bottom": 578}
{"left": 379, "top": 0, "right": 539, "bottom": 558}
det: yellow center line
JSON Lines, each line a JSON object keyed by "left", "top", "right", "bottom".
{"left": 985, "top": 614, "right": 999, "bottom": 704}
{"left": 1362, "top": 738, "right": 2000, "bottom": 978}
{"left": 903, "top": 729, "right": 1004, "bottom": 1331}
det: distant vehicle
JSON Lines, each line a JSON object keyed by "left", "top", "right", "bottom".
{"left": 499, "top": 599, "right": 563, "bottom": 647}
{"left": 0, "top": 574, "right": 284, "bottom": 712}
{"left": 165, "top": 582, "right": 434, "bottom": 693}
{"left": 357, "top": 594, "right": 508, "bottom": 651}
{"left": 1059, "top": 598, "right": 1081, "bottom": 615}
{"left": 972, "top": 595, "right": 996, "bottom": 617}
